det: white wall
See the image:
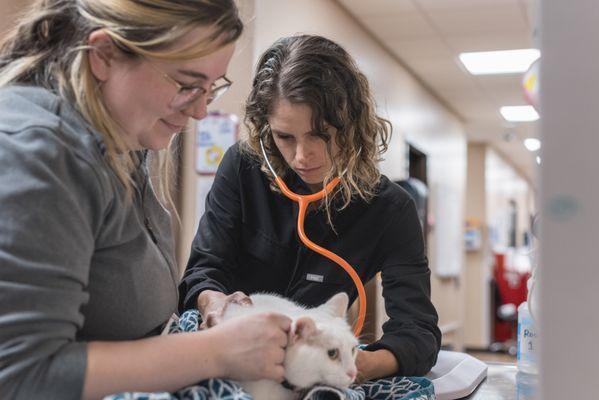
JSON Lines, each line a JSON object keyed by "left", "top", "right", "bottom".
{"left": 0, "top": 0, "right": 29, "bottom": 36}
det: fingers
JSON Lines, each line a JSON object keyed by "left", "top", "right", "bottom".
{"left": 269, "top": 333, "right": 288, "bottom": 357}
{"left": 260, "top": 345, "right": 286, "bottom": 382}
{"left": 253, "top": 313, "right": 289, "bottom": 382}
{"left": 261, "top": 313, "right": 291, "bottom": 348}
{"left": 220, "top": 292, "right": 251, "bottom": 317}
{"left": 275, "top": 326, "right": 289, "bottom": 348}
{"left": 266, "top": 364, "right": 286, "bottom": 382}
{"left": 205, "top": 311, "right": 222, "bottom": 328}
{"left": 229, "top": 291, "right": 253, "bottom": 306}
{"left": 213, "top": 312, "right": 291, "bottom": 382}
{"left": 197, "top": 290, "right": 227, "bottom": 316}
{"left": 268, "top": 312, "right": 292, "bottom": 332}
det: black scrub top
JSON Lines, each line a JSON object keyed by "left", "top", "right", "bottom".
{"left": 179, "top": 143, "right": 441, "bottom": 376}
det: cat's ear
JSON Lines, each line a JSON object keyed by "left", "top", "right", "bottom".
{"left": 321, "top": 292, "right": 349, "bottom": 318}
{"left": 290, "top": 316, "right": 317, "bottom": 344}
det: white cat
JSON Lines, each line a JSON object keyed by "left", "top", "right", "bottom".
{"left": 222, "top": 292, "right": 359, "bottom": 400}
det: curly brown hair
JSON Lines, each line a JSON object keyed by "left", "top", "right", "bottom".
{"left": 243, "top": 35, "right": 391, "bottom": 224}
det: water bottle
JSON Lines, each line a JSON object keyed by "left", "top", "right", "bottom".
{"left": 517, "top": 301, "right": 538, "bottom": 374}
{"left": 516, "top": 370, "right": 538, "bottom": 399}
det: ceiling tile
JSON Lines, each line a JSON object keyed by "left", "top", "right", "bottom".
{"left": 338, "top": 0, "right": 417, "bottom": 16}
{"left": 361, "top": 13, "right": 438, "bottom": 40}
{"left": 482, "top": 88, "right": 528, "bottom": 107}
{"left": 446, "top": 97, "right": 498, "bottom": 121}
{"left": 415, "top": 0, "right": 521, "bottom": 11}
{"left": 387, "top": 38, "right": 454, "bottom": 59}
{"left": 474, "top": 74, "right": 523, "bottom": 90}
{"left": 420, "top": 68, "right": 478, "bottom": 92}
{"left": 402, "top": 56, "right": 464, "bottom": 77}
{"left": 403, "top": 58, "right": 477, "bottom": 91}
{"left": 423, "top": 6, "right": 529, "bottom": 36}
{"left": 445, "top": 32, "right": 532, "bottom": 52}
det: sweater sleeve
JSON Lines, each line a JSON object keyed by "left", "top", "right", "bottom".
{"left": 0, "top": 127, "right": 105, "bottom": 399}
{"left": 364, "top": 198, "right": 441, "bottom": 376}
{"left": 178, "top": 144, "right": 244, "bottom": 312}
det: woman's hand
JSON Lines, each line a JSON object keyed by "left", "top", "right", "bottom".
{"left": 197, "top": 290, "right": 252, "bottom": 329}
{"left": 82, "top": 312, "right": 291, "bottom": 398}
{"left": 210, "top": 312, "right": 291, "bottom": 382}
{"left": 355, "top": 349, "right": 399, "bottom": 383}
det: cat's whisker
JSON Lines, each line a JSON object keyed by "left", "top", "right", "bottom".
{"left": 348, "top": 311, "right": 375, "bottom": 327}
{"left": 356, "top": 334, "right": 368, "bottom": 343}
{"left": 349, "top": 311, "right": 378, "bottom": 343}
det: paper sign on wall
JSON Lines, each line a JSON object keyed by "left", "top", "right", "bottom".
{"left": 195, "top": 111, "right": 239, "bottom": 175}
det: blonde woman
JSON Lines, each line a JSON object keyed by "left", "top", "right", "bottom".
{"left": 179, "top": 35, "right": 441, "bottom": 381}
{"left": 0, "top": 1, "right": 290, "bottom": 399}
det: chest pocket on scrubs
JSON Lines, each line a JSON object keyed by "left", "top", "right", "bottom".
{"left": 238, "top": 224, "right": 291, "bottom": 293}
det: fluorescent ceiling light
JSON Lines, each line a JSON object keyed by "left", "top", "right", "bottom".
{"left": 459, "top": 49, "right": 540, "bottom": 75}
{"left": 500, "top": 106, "right": 540, "bottom": 122}
{"left": 524, "top": 138, "right": 541, "bottom": 152}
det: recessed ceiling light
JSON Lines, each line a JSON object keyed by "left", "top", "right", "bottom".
{"left": 524, "top": 138, "right": 541, "bottom": 152}
{"left": 536, "top": 156, "right": 541, "bottom": 165}
{"left": 500, "top": 106, "right": 540, "bottom": 122}
{"left": 459, "top": 49, "right": 540, "bottom": 75}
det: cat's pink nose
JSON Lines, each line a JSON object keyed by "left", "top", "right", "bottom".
{"left": 347, "top": 369, "right": 357, "bottom": 381}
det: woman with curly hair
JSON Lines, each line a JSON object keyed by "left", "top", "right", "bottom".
{"left": 0, "top": 1, "right": 291, "bottom": 398}
{"left": 179, "top": 34, "right": 441, "bottom": 380}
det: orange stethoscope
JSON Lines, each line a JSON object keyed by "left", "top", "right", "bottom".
{"left": 259, "top": 138, "right": 366, "bottom": 336}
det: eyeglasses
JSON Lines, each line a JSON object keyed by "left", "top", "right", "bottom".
{"left": 147, "top": 61, "right": 232, "bottom": 110}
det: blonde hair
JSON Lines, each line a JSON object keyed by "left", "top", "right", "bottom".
{"left": 243, "top": 35, "right": 391, "bottom": 228}
{"left": 0, "top": 0, "right": 242, "bottom": 211}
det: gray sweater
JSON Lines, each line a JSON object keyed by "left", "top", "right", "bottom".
{"left": 0, "top": 86, "right": 179, "bottom": 399}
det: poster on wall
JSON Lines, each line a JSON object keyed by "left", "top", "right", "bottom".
{"left": 195, "top": 111, "right": 239, "bottom": 175}
{"left": 464, "top": 218, "right": 483, "bottom": 252}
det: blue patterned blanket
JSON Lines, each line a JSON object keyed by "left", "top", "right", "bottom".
{"left": 105, "top": 311, "right": 435, "bottom": 400}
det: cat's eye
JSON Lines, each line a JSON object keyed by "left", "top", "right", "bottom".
{"left": 327, "top": 348, "right": 339, "bottom": 360}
